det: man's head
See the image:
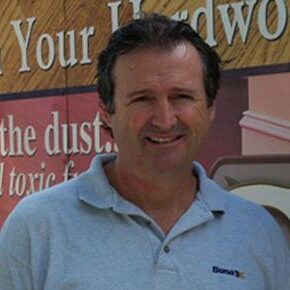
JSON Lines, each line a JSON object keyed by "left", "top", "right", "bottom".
{"left": 97, "top": 13, "right": 221, "bottom": 114}
{"left": 97, "top": 13, "right": 221, "bottom": 173}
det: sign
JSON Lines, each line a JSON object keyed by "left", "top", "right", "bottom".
{"left": 0, "top": 0, "right": 289, "bottom": 227}
{"left": 0, "top": 0, "right": 289, "bottom": 94}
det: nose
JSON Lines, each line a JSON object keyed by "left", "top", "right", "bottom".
{"left": 151, "top": 99, "right": 178, "bottom": 130}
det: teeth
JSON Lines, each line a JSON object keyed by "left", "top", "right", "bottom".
{"left": 147, "top": 136, "right": 178, "bottom": 143}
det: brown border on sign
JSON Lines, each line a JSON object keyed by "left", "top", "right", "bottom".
{"left": 209, "top": 154, "right": 290, "bottom": 179}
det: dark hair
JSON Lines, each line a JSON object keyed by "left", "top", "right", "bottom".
{"left": 97, "top": 13, "right": 221, "bottom": 114}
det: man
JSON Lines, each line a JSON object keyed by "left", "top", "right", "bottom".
{"left": 0, "top": 14, "right": 289, "bottom": 290}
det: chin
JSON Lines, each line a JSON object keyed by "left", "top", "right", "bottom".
{"left": 151, "top": 158, "right": 189, "bottom": 173}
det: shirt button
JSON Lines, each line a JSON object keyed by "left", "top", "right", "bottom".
{"left": 163, "top": 245, "right": 170, "bottom": 253}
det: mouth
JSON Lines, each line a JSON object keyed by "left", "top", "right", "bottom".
{"left": 145, "top": 135, "right": 183, "bottom": 144}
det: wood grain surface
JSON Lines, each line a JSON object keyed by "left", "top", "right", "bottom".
{"left": 0, "top": 0, "right": 289, "bottom": 94}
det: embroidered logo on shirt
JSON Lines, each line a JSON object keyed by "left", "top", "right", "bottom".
{"left": 212, "top": 266, "right": 245, "bottom": 279}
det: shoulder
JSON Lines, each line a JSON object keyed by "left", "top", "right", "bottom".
{"left": 195, "top": 161, "right": 288, "bottom": 246}
{"left": 218, "top": 183, "right": 285, "bottom": 236}
{"left": 195, "top": 161, "right": 281, "bottom": 227}
{"left": 207, "top": 175, "right": 290, "bottom": 263}
{"left": 0, "top": 177, "right": 81, "bottom": 260}
{"left": 1, "top": 154, "right": 114, "bottom": 235}
{"left": 0, "top": 178, "right": 78, "bottom": 240}
{"left": 210, "top": 177, "right": 283, "bottom": 235}
{"left": 12, "top": 177, "right": 78, "bottom": 219}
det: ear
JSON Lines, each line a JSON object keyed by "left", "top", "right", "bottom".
{"left": 208, "top": 102, "right": 216, "bottom": 122}
{"left": 98, "top": 93, "right": 112, "bottom": 129}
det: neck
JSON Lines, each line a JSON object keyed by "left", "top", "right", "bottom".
{"left": 104, "top": 159, "right": 198, "bottom": 234}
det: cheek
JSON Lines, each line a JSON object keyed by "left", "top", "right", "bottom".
{"left": 181, "top": 104, "right": 211, "bottom": 125}
{"left": 111, "top": 111, "right": 147, "bottom": 140}
{"left": 126, "top": 109, "right": 150, "bottom": 133}
{"left": 180, "top": 107, "right": 212, "bottom": 142}
{"left": 132, "top": 111, "right": 148, "bottom": 125}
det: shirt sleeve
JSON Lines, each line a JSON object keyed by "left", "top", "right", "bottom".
{"left": 266, "top": 214, "right": 290, "bottom": 290}
{"left": 278, "top": 238, "right": 290, "bottom": 290}
{"left": 0, "top": 245, "right": 34, "bottom": 290}
{"left": 0, "top": 201, "right": 34, "bottom": 290}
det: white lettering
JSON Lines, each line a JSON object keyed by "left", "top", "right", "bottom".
{"left": 23, "top": 126, "right": 37, "bottom": 156}
{"left": 11, "top": 17, "right": 96, "bottom": 72}
{"left": 80, "top": 26, "right": 95, "bottom": 65}
{"left": 0, "top": 116, "right": 37, "bottom": 157}
{"left": 36, "top": 33, "right": 55, "bottom": 70}
{"left": 9, "top": 163, "right": 56, "bottom": 196}
{"left": 57, "top": 30, "right": 78, "bottom": 67}
{"left": 61, "top": 123, "right": 79, "bottom": 154}
{"left": 63, "top": 160, "right": 78, "bottom": 181}
{"left": 11, "top": 17, "right": 36, "bottom": 72}
{"left": 0, "top": 49, "right": 3, "bottom": 75}
{"left": 0, "top": 163, "right": 4, "bottom": 196}
{"left": 129, "top": 0, "right": 143, "bottom": 19}
{"left": 14, "top": 172, "right": 27, "bottom": 197}
{"left": 191, "top": 0, "right": 217, "bottom": 46}
{"left": 105, "top": 142, "right": 112, "bottom": 153}
{"left": 0, "top": 115, "right": 36, "bottom": 157}
{"left": 258, "top": 0, "right": 287, "bottom": 40}
{"left": 0, "top": 119, "right": 8, "bottom": 157}
{"left": 80, "top": 122, "right": 92, "bottom": 154}
{"left": 9, "top": 168, "right": 16, "bottom": 196}
{"left": 92, "top": 112, "right": 104, "bottom": 153}
{"left": 44, "top": 111, "right": 111, "bottom": 156}
{"left": 108, "top": 1, "right": 122, "bottom": 32}
{"left": 44, "top": 111, "right": 61, "bottom": 156}
{"left": 8, "top": 115, "right": 24, "bottom": 157}
{"left": 218, "top": 0, "right": 257, "bottom": 45}
{"left": 171, "top": 10, "right": 189, "bottom": 21}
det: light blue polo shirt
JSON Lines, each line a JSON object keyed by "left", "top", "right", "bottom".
{"left": 0, "top": 154, "right": 289, "bottom": 290}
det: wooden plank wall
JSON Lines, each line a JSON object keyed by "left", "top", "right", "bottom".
{"left": 0, "top": 0, "right": 289, "bottom": 95}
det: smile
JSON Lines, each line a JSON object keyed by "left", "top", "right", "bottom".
{"left": 145, "top": 135, "right": 183, "bottom": 144}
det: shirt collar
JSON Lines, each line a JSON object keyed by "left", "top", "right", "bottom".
{"left": 77, "top": 154, "right": 149, "bottom": 218}
{"left": 193, "top": 162, "right": 225, "bottom": 215}
{"left": 77, "top": 154, "right": 225, "bottom": 215}
{"left": 77, "top": 154, "right": 116, "bottom": 209}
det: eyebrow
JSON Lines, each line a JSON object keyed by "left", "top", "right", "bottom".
{"left": 126, "top": 87, "right": 196, "bottom": 99}
{"left": 171, "top": 87, "right": 196, "bottom": 95}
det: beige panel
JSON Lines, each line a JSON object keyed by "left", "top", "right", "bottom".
{"left": 249, "top": 73, "right": 290, "bottom": 121}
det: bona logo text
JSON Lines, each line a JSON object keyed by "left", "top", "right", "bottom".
{"left": 212, "top": 266, "right": 245, "bottom": 279}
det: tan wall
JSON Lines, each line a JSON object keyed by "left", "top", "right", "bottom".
{"left": 249, "top": 73, "right": 290, "bottom": 122}
{"left": 240, "top": 73, "right": 290, "bottom": 154}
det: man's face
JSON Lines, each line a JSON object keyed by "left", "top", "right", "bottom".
{"left": 103, "top": 42, "right": 215, "bottom": 173}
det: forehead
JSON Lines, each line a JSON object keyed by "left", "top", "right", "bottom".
{"left": 113, "top": 42, "right": 204, "bottom": 91}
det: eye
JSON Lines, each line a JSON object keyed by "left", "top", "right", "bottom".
{"left": 130, "top": 96, "right": 149, "bottom": 103}
{"left": 177, "top": 94, "right": 194, "bottom": 100}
